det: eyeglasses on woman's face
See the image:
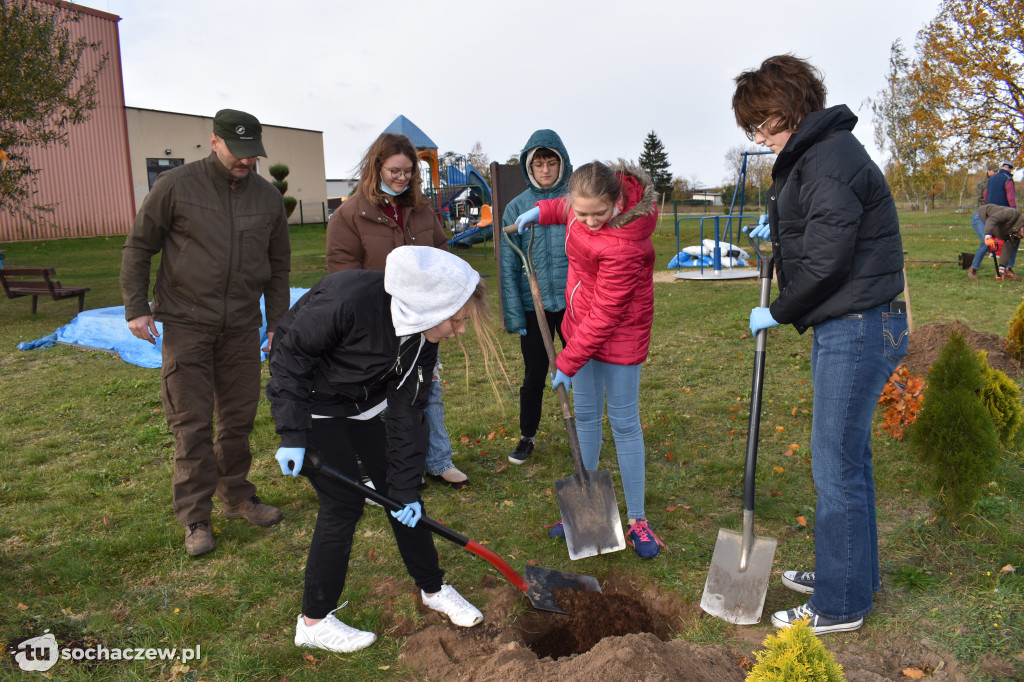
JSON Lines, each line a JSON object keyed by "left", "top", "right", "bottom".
{"left": 383, "top": 167, "right": 414, "bottom": 179}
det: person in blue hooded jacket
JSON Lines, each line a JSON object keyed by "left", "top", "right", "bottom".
{"left": 500, "top": 130, "right": 572, "bottom": 465}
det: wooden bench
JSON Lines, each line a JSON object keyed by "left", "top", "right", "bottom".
{"left": 0, "top": 267, "right": 89, "bottom": 314}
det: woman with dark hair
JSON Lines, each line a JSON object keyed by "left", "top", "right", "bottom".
{"left": 733, "top": 54, "right": 909, "bottom": 634}
{"left": 326, "top": 132, "right": 469, "bottom": 489}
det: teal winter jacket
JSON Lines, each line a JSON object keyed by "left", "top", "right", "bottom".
{"left": 500, "top": 129, "right": 572, "bottom": 332}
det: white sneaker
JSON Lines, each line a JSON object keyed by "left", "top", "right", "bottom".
{"left": 421, "top": 584, "right": 483, "bottom": 627}
{"left": 294, "top": 606, "right": 377, "bottom": 653}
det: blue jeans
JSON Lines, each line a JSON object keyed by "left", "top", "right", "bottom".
{"left": 425, "top": 378, "right": 455, "bottom": 476}
{"left": 571, "top": 359, "right": 646, "bottom": 520}
{"left": 807, "top": 303, "right": 908, "bottom": 621}
{"left": 971, "top": 211, "right": 989, "bottom": 270}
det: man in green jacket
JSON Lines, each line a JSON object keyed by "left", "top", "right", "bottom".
{"left": 120, "top": 109, "right": 291, "bottom": 556}
{"left": 500, "top": 130, "right": 572, "bottom": 465}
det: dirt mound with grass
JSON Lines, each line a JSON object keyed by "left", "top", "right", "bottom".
{"left": 396, "top": 573, "right": 974, "bottom": 681}
{"left": 902, "top": 320, "right": 1021, "bottom": 378}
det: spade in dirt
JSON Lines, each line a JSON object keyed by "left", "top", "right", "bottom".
{"left": 297, "top": 449, "right": 601, "bottom": 614}
{"left": 503, "top": 223, "right": 627, "bottom": 560}
{"left": 700, "top": 232, "right": 778, "bottom": 625}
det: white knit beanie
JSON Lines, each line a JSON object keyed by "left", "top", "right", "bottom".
{"left": 385, "top": 246, "right": 481, "bottom": 335}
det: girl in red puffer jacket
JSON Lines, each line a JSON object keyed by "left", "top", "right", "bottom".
{"left": 515, "top": 160, "right": 662, "bottom": 558}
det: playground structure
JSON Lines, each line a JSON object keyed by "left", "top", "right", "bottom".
{"left": 381, "top": 115, "right": 494, "bottom": 251}
{"left": 672, "top": 151, "right": 774, "bottom": 281}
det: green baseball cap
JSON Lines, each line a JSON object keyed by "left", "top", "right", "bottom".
{"left": 213, "top": 109, "right": 267, "bottom": 158}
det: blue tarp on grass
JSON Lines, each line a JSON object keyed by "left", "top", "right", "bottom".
{"left": 17, "top": 288, "right": 310, "bottom": 369}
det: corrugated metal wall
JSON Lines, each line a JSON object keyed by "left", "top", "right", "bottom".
{"left": 0, "top": 2, "right": 134, "bottom": 243}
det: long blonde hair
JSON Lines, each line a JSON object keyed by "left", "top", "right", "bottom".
{"left": 449, "top": 281, "right": 510, "bottom": 407}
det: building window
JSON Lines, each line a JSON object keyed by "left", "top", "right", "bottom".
{"left": 147, "top": 158, "right": 184, "bottom": 189}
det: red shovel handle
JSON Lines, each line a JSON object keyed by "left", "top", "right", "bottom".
{"left": 465, "top": 539, "right": 530, "bottom": 593}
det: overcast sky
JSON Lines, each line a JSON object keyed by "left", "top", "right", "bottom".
{"left": 75, "top": 0, "right": 940, "bottom": 187}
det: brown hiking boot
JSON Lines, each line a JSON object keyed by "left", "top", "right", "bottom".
{"left": 967, "top": 267, "right": 978, "bottom": 280}
{"left": 222, "top": 495, "right": 282, "bottom": 527}
{"left": 1003, "top": 270, "right": 1021, "bottom": 281}
{"left": 185, "top": 521, "right": 215, "bottom": 557}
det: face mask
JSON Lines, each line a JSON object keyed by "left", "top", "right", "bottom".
{"left": 380, "top": 180, "right": 407, "bottom": 196}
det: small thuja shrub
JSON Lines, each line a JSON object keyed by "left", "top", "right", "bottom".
{"left": 907, "top": 331, "right": 1000, "bottom": 519}
{"left": 877, "top": 364, "right": 925, "bottom": 440}
{"left": 746, "top": 619, "right": 845, "bottom": 682}
{"left": 268, "top": 163, "right": 297, "bottom": 217}
{"left": 1005, "top": 299, "right": 1024, "bottom": 363}
{"left": 977, "top": 351, "right": 1024, "bottom": 454}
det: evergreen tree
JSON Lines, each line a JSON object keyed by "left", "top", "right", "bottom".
{"left": 908, "top": 331, "right": 1000, "bottom": 520}
{"left": 639, "top": 131, "right": 673, "bottom": 197}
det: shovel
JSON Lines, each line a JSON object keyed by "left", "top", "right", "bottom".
{"left": 503, "top": 223, "right": 627, "bottom": 560}
{"left": 699, "top": 231, "right": 778, "bottom": 625}
{"left": 297, "top": 449, "right": 601, "bottom": 614}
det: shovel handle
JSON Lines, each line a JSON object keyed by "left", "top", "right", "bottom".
{"left": 744, "top": 235, "right": 774, "bottom": 514}
{"left": 299, "top": 451, "right": 529, "bottom": 593}
{"left": 502, "top": 226, "right": 588, "bottom": 479}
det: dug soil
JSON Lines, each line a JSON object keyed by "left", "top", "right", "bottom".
{"left": 397, "top": 573, "right": 976, "bottom": 681}
{"left": 902, "top": 320, "right": 1021, "bottom": 378}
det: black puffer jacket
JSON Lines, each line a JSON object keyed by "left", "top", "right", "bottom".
{"left": 266, "top": 270, "right": 437, "bottom": 503}
{"left": 766, "top": 105, "right": 904, "bottom": 333}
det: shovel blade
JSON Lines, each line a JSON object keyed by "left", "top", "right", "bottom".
{"left": 555, "top": 469, "right": 626, "bottom": 560}
{"left": 700, "top": 527, "right": 778, "bottom": 625}
{"left": 523, "top": 564, "right": 602, "bottom": 614}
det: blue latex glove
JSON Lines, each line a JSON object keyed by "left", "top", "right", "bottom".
{"left": 390, "top": 501, "right": 423, "bottom": 528}
{"left": 515, "top": 206, "right": 541, "bottom": 233}
{"left": 516, "top": 328, "right": 527, "bottom": 336}
{"left": 551, "top": 369, "right": 572, "bottom": 391}
{"left": 749, "top": 307, "right": 780, "bottom": 335}
{"left": 743, "top": 214, "right": 771, "bottom": 240}
{"left": 275, "top": 446, "right": 305, "bottom": 477}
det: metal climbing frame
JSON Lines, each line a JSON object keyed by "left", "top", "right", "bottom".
{"left": 671, "top": 150, "right": 774, "bottom": 280}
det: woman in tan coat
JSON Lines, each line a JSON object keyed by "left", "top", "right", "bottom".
{"left": 326, "top": 133, "right": 469, "bottom": 488}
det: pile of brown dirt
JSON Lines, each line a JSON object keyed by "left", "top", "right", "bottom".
{"left": 397, "top": 576, "right": 976, "bottom": 681}
{"left": 902, "top": 321, "right": 1021, "bottom": 378}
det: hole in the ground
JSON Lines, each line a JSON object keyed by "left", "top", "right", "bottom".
{"left": 516, "top": 586, "right": 672, "bottom": 660}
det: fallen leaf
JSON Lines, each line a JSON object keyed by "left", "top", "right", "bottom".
{"left": 174, "top": 607, "right": 180, "bottom": 614}
{"left": 302, "top": 652, "right": 317, "bottom": 663}
{"left": 796, "top": 515, "right": 807, "bottom": 527}
{"left": 495, "top": 464, "right": 507, "bottom": 474}
{"left": 784, "top": 448, "right": 794, "bottom": 457}
{"left": 791, "top": 407, "right": 798, "bottom": 416}
{"left": 902, "top": 668, "right": 925, "bottom": 679}
{"left": 526, "top": 558, "right": 540, "bottom": 566}
{"left": 503, "top": 500, "right": 513, "bottom": 506}
{"left": 772, "top": 466, "right": 785, "bottom": 474}
{"left": 368, "top": 548, "right": 377, "bottom": 561}
{"left": 775, "top": 426, "right": 785, "bottom": 432}
{"left": 102, "top": 516, "right": 110, "bottom": 526}
{"left": 771, "top": 491, "right": 783, "bottom": 497}
{"left": 460, "top": 435, "right": 469, "bottom": 443}
{"left": 487, "top": 431, "right": 496, "bottom": 440}
{"left": 666, "top": 505, "right": 679, "bottom": 512}
{"left": 789, "top": 443, "right": 800, "bottom": 450}
{"left": 665, "top": 453, "right": 674, "bottom": 461}
{"left": 17, "top": 603, "right": 28, "bottom": 610}
{"left": 683, "top": 505, "right": 692, "bottom": 510}
{"left": 1000, "top": 564, "right": 1016, "bottom": 574}
{"left": 378, "top": 666, "right": 391, "bottom": 671}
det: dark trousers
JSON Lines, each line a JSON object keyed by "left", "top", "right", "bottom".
{"left": 519, "top": 309, "right": 566, "bottom": 438}
{"left": 302, "top": 416, "right": 445, "bottom": 619}
{"left": 161, "top": 324, "right": 260, "bottom": 525}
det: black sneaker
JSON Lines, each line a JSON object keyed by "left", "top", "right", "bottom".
{"left": 508, "top": 438, "right": 534, "bottom": 465}
{"left": 770, "top": 603, "right": 863, "bottom": 634}
{"left": 781, "top": 570, "right": 815, "bottom": 594}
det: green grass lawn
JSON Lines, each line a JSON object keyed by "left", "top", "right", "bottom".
{"left": 1, "top": 212, "right": 1022, "bottom": 680}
